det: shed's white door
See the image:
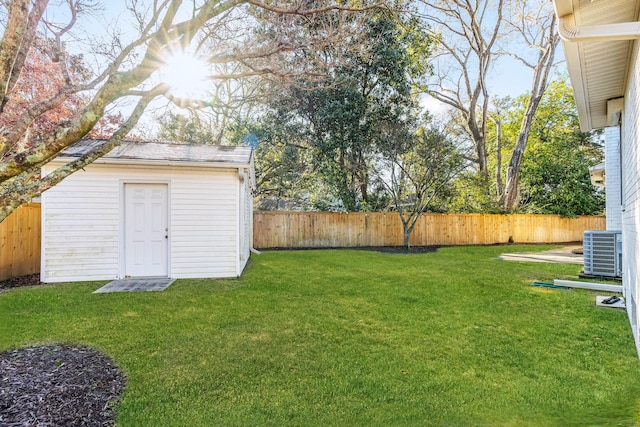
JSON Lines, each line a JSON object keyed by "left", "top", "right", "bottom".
{"left": 124, "top": 183, "right": 168, "bottom": 277}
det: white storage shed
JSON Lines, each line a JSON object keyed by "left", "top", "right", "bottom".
{"left": 41, "top": 139, "right": 255, "bottom": 283}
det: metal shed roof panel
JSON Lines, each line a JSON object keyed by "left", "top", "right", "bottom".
{"left": 61, "top": 139, "right": 252, "bottom": 165}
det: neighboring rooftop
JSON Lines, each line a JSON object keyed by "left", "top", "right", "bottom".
{"left": 59, "top": 139, "right": 253, "bottom": 166}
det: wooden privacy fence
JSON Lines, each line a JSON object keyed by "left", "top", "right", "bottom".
{"left": 253, "top": 211, "right": 606, "bottom": 248}
{"left": 0, "top": 206, "right": 607, "bottom": 280}
{"left": 0, "top": 203, "right": 41, "bottom": 281}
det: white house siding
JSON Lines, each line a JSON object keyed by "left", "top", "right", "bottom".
{"left": 621, "top": 40, "right": 640, "bottom": 352}
{"left": 605, "top": 126, "right": 623, "bottom": 231}
{"left": 42, "top": 162, "right": 242, "bottom": 282}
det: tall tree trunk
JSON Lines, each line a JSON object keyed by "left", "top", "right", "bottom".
{"left": 493, "top": 117, "right": 503, "bottom": 195}
{"left": 403, "top": 226, "right": 411, "bottom": 249}
{"left": 500, "top": 14, "right": 558, "bottom": 210}
{"left": 476, "top": 135, "right": 488, "bottom": 178}
{"left": 500, "top": 133, "right": 527, "bottom": 209}
{"left": 360, "top": 180, "right": 369, "bottom": 205}
{"left": 358, "top": 152, "right": 369, "bottom": 206}
{"left": 468, "top": 110, "right": 489, "bottom": 178}
{"left": 0, "top": 0, "right": 48, "bottom": 113}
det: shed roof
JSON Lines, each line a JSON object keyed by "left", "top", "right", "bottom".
{"left": 554, "top": 0, "right": 640, "bottom": 131}
{"left": 60, "top": 139, "right": 253, "bottom": 167}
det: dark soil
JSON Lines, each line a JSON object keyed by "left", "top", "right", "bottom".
{"left": 0, "top": 274, "right": 42, "bottom": 292}
{"left": 0, "top": 344, "right": 126, "bottom": 427}
{"left": 354, "top": 246, "right": 439, "bottom": 254}
{"left": 261, "top": 245, "right": 440, "bottom": 254}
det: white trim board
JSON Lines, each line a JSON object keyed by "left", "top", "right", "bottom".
{"left": 554, "top": 280, "right": 622, "bottom": 292}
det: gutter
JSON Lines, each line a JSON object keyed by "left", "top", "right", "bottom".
{"left": 557, "top": 14, "right": 640, "bottom": 42}
{"left": 553, "top": 0, "right": 640, "bottom": 43}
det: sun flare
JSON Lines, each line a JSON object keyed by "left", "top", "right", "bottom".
{"left": 160, "top": 51, "right": 211, "bottom": 100}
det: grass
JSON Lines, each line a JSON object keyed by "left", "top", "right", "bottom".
{"left": 2, "top": 245, "right": 640, "bottom": 426}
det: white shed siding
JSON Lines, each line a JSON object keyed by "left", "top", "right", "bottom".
{"left": 42, "top": 162, "right": 243, "bottom": 282}
{"left": 604, "top": 126, "right": 623, "bottom": 231}
{"left": 170, "top": 173, "right": 238, "bottom": 278}
{"left": 41, "top": 168, "right": 120, "bottom": 282}
{"left": 621, "top": 40, "right": 640, "bottom": 352}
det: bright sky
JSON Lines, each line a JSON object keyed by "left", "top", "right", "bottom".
{"left": 44, "top": 1, "right": 215, "bottom": 130}
{"left": 46, "top": 1, "right": 567, "bottom": 128}
{"left": 423, "top": 57, "right": 569, "bottom": 115}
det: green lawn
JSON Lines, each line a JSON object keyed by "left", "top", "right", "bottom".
{"left": 2, "top": 245, "right": 640, "bottom": 426}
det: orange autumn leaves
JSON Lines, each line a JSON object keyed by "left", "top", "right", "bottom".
{"left": 0, "top": 44, "right": 122, "bottom": 151}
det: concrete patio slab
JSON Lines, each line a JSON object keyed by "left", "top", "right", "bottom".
{"left": 93, "top": 278, "right": 175, "bottom": 293}
{"left": 596, "top": 295, "right": 626, "bottom": 309}
{"left": 497, "top": 246, "right": 583, "bottom": 265}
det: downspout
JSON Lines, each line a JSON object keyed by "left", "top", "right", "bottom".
{"left": 247, "top": 151, "right": 261, "bottom": 255}
{"left": 238, "top": 164, "right": 262, "bottom": 255}
{"left": 557, "top": 13, "right": 640, "bottom": 43}
{"left": 236, "top": 168, "right": 242, "bottom": 277}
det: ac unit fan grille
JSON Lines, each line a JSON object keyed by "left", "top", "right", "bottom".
{"left": 583, "top": 231, "right": 621, "bottom": 277}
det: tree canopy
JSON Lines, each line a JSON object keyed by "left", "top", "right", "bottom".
{"left": 518, "top": 80, "right": 604, "bottom": 216}
{"left": 238, "top": 7, "right": 434, "bottom": 211}
{"left": 0, "top": 1, "right": 603, "bottom": 221}
{"left": 0, "top": 0, "right": 384, "bottom": 221}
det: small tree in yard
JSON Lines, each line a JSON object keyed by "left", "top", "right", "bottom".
{"left": 378, "top": 125, "right": 465, "bottom": 249}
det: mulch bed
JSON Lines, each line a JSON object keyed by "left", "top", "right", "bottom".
{"left": 0, "top": 274, "right": 42, "bottom": 292}
{"left": 262, "top": 246, "right": 440, "bottom": 254}
{"left": 356, "top": 246, "right": 439, "bottom": 254}
{"left": 0, "top": 344, "right": 126, "bottom": 426}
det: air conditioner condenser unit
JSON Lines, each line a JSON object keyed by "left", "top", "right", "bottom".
{"left": 583, "top": 230, "right": 622, "bottom": 277}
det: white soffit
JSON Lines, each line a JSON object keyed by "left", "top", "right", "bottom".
{"left": 556, "top": 0, "right": 640, "bottom": 131}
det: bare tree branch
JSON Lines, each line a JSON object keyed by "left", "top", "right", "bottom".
{"left": 0, "top": 0, "right": 48, "bottom": 111}
{"left": 0, "top": 0, "right": 388, "bottom": 221}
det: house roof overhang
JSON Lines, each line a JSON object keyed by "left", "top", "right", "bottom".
{"left": 554, "top": 0, "right": 640, "bottom": 131}
{"left": 589, "top": 161, "right": 606, "bottom": 186}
